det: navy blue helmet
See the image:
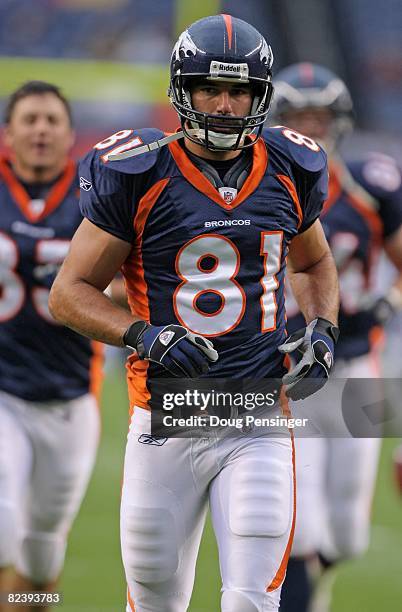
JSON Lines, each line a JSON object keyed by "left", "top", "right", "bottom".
{"left": 169, "top": 14, "right": 274, "bottom": 151}
{"left": 271, "top": 62, "right": 353, "bottom": 140}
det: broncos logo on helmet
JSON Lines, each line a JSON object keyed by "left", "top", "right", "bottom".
{"left": 171, "top": 30, "right": 201, "bottom": 63}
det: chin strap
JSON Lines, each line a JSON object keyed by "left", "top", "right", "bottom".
{"left": 108, "top": 129, "right": 201, "bottom": 161}
{"left": 108, "top": 126, "right": 255, "bottom": 161}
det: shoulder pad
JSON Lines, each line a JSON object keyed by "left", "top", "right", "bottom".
{"left": 349, "top": 154, "right": 402, "bottom": 196}
{"left": 88, "top": 128, "right": 165, "bottom": 175}
{"left": 262, "top": 126, "right": 327, "bottom": 174}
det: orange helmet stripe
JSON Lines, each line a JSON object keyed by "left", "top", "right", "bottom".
{"left": 222, "top": 14, "right": 233, "bottom": 50}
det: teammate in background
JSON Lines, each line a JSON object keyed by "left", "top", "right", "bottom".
{"left": 0, "top": 82, "right": 102, "bottom": 611}
{"left": 49, "top": 16, "right": 339, "bottom": 612}
{"left": 271, "top": 63, "right": 402, "bottom": 612}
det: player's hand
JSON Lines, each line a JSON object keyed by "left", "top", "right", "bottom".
{"left": 123, "top": 321, "right": 218, "bottom": 377}
{"left": 278, "top": 318, "right": 339, "bottom": 400}
{"left": 361, "top": 295, "right": 396, "bottom": 327}
{"left": 360, "top": 287, "right": 402, "bottom": 327}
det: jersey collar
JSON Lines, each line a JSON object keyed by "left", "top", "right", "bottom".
{"left": 168, "top": 137, "right": 268, "bottom": 211}
{"left": 0, "top": 156, "right": 76, "bottom": 223}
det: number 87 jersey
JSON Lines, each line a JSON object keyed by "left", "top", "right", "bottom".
{"left": 80, "top": 126, "right": 328, "bottom": 407}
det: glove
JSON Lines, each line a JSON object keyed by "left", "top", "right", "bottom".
{"left": 123, "top": 321, "right": 218, "bottom": 378}
{"left": 278, "top": 317, "right": 339, "bottom": 401}
{"left": 359, "top": 287, "right": 402, "bottom": 327}
{"left": 368, "top": 296, "right": 396, "bottom": 326}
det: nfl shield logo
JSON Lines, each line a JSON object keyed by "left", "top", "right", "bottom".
{"left": 218, "top": 187, "right": 237, "bottom": 204}
{"left": 159, "top": 330, "right": 175, "bottom": 346}
{"left": 324, "top": 351, "right": 333, "bottom": 368}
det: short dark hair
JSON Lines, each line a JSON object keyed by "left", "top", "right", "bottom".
{"left": 4, "top": 80, "right": 73, "bottom": 125}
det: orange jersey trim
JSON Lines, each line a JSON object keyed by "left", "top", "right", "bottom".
{"left": 328, "top": 161, "right": 383, "bottom": 238}
{"left": 222, "top": 14, "right": 233, "bottom": 49}
{"left": 123, "top": 178, "right": 170, "bottom": 413}
{"left": 277, "top": 174, "right": 303, "bottom": 229}
{"left": 0, "top": 156, "right": 76, "bottom": 222}
{"left": 327, "top": 161, "right": 383, "bottom": 286}
{"left": 126, "top": 358, "right": 150, "bottom": 415}
{"left": 347, "top": 192, "right": 383, "bottom": 239}
{"left": 168, "top": 138, "right": 268, "bottom": 210}
{"left": 369, "top": 325, "right": 385, "bottom": 355}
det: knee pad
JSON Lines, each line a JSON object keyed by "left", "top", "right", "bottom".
{"left": 121, "top": 505, "right": 179, "bottom": 584}
{"left": 15, "top": 532, "right": 66, "bottom": 586}
{"left": 0, "top": 503, "right": 18, "bottom": 568}
{"left": 229, "top": 458, "right": 292, "bottom": 538}
{"left": 221, "top": 590, "right": 259, "bottom": 612}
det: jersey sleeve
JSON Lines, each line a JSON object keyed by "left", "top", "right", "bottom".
{"left": 296, "top": 162, "right": 328, "bottom": 233}
{"left": 348, "top": 155, "right": 402, "bottom": 239}
{"left": 79, "top": 152, "right": 137, "bottom": 242}
{"left": 78, "top": 128, "right": 164, "bottom": 243}
{"left": 263, "top": 126, "right": 328, "bottom": 234}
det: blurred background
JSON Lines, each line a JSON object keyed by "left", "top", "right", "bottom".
{"left": 1, "top": 0, "right": 402, "bottom": 160}
{"left": 1, "top": 1, "right": 402, "bottom": 610}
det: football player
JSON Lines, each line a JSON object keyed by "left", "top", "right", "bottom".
{"left": 0, "top": 82, "right": 102, "bottom": 611}
{"left": 271, "top": 63, "right": 402, "bottom": 612}
{"left": 49, "top": 16, "right": 339, "bottom": 612}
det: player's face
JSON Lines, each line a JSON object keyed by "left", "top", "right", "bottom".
{"left": 280, "top": 108, "right": 334, "bottom": 143}
{"left": 4, "top": 93, "right": 75, "bottom": 179}
{"left": 191, "top": 80, "right": 253, "bottom": 130}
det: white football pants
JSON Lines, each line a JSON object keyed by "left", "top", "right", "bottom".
{"left": 290, "top": 353, "right": 382, "bottom": 560}
{"left": 121, "top": 407, "right": 295, "bottom": 612}
{"left": 0, "top": 390, "right": 100, "bottom": 584}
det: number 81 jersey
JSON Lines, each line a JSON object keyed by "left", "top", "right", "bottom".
{"left": 80, "top": 126, "right": 327, "bottom": 408}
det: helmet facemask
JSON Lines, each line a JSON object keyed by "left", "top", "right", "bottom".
{"left": 170, "top": 74, "right": 273, "bottom": 151}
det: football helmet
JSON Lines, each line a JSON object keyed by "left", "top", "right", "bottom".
{"left": 169, "top": 14, "right": 274, "bottom": 151}
{"left": 271, "top": 63, "right": 353, "bottom": 147}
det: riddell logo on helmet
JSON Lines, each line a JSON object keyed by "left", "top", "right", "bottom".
{"left": 210, "top": 61, "right": 249, "bottom": 80}
{"left": 219, "top": 64, "right": 241, "bottom": 72}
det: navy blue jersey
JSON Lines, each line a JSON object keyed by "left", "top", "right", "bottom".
{"left": 0, "top": 157, "right": 103, "bottom": 402}
{"left": 287, "top": 153, "right": 402, "bottom": 359}
{"left": 79, "top": 127, "right": 327, "bottom": 409}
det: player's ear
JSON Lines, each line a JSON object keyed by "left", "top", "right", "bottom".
{"left": 2, "top": 123, "right": 14, "bottom": 149}
{"left": 65, "top": 127, "right": 76, "bottom": 152}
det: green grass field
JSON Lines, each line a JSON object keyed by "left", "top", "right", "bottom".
{"left": 59, "top": 367, "right": 402, "bottom": 611}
